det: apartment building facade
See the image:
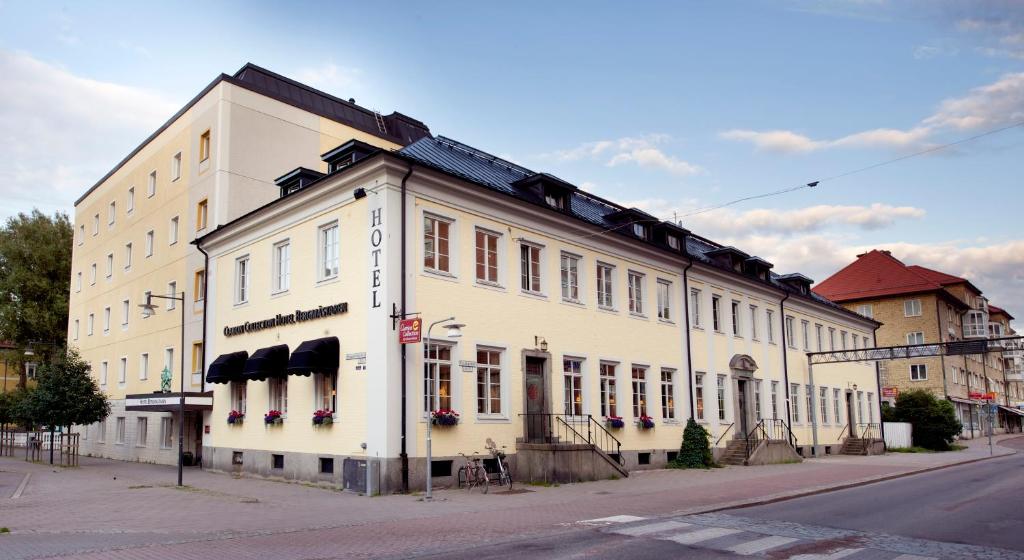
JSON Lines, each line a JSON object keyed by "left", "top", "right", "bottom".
{"left": 195, "top": 135, "right": 878, "bottom": 493}
{"left": 815, "top": 250, "right": 1023, "bottom": 437}
{"left": 69, "top": 64, "right": 430, "bottom": 464}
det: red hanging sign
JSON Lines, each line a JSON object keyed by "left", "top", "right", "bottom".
{"left": 399, "top": 318, "right": 422, "bottom": 344}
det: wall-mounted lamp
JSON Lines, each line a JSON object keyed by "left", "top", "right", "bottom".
{"left": 534, "top": 336, "right": 548, "bottom": 352}
{"left": 353, "top": 187, "right": 367, "bottom": 199}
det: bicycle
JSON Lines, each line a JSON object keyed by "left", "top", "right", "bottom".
{"left": 457, "top": 452, "right": 489, "bottom": 493}
{"left": 486, "top": 439, "right": 513, "bottom": 491}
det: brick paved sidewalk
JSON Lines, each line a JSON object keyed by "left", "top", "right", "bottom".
{"left": 1, "top": 434, "right": 1019, "bottom": 560}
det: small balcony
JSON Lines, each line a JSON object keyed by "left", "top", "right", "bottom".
{"left": 963, "top": 310, "right": 989, "bottom": 338}
{"left": 1007, "top": 371, "right": 1024, "bottom": 382}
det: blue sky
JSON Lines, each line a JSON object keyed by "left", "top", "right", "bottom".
{"left": 1, "top": 0, "right": 1022, "bottom": 315}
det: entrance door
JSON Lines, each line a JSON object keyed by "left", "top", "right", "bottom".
{"left": 736, "top": 380, "right": 749, "bottom": 436}
{"left": 524, "top": 357, "right": 547, "bottom": 443}
{"left": 846, "top": 393, "right": 856, "bottom": 437}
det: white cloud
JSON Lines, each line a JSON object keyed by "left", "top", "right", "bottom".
{"left": 0, "top": 50, "right": 178, "bottom": 216}
{"left": 291, "top": 62, "right": 362, "bottom": 96}
{"left": 546, "top": 134, "right": 702, "bottom": 176}
{"left": 626, "top": 200, "right": 925, "bottom": 236}
{"left": 722, "top": 72, "right": 1024, "bottom": 154}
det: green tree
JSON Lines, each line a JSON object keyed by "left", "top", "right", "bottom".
{"left": 888, "top": 389, "right": 962, "bottom": 450}
{"left": 0, "top": 387, "right": 37, "bottom": 429}
{"left": 0, "top": 210, "right": 73, "bottom": 348}
{"left": 24, "top": 349, "right": 108, "bottom": 431}
{"left": 673, "top": 418, "right": 714, "bottom": 469}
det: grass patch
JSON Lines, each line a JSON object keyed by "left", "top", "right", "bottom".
{"left": 0, "top": 527, "right": 10, "bottom": 534}
{"left": 127, "top": 484, "right": 153, "bottom": 489}
{"left": 888, "top": 446, "right": 935, "bottom": 453}
{"left": 950, "top": 444, "right": 967, "bottom": 451}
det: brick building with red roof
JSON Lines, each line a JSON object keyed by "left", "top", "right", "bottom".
{"left": 816, "top": 250, "right": 1024, "bottom": 437}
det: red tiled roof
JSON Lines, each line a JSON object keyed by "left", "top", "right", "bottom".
{"left": 813, "top": 250, "right": 945, "bottom": 302}
{"left": 988, "top": 304, "right": 1015, "bottom": 320}
{"left": 906, "top": 265, "right": 965, "bottom": 285}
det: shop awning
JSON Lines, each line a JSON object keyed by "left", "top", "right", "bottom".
{"left": 287, "top": 336, "right": 339, "bottom": 376}
{"left": 999, "top": 405, "right": 1024, "bottom": 417}
{"left": 241, "top": 345, "right": 290, "bottom": 382}
{"left": 206, "top": 351, "right": 248, "bottom": 384}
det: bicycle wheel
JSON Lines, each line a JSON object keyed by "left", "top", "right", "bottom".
{"left": 475, "top": 465, "right": 489, "bottom": 494}
{"left": 502, "top": 468, "right": 513, "bottom": 491}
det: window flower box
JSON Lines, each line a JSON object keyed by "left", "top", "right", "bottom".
{"left": 606, "top": 415, "right": 625, "bottom": 429}
{"left": 431, "top": 409, "right": 460, "bottom": 426}
{"left": 227, "top": 410, "right": 245, "bottom": 425}
{"left": 313, "top": 409, "right": 334, "bottom": 426}
{"left": 638, "top": 415, "right": 655, "bottom": 429}
{"left": 264, "top": 410, "right": 283, "bottom": 425}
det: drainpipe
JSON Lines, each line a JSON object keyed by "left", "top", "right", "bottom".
{"left": 399, "top": 165, "right": 414, "bottom": 494}
{"left": 681, "top": 258, "right": 695, "bottom": 420}
{"left": 196, "top": 244, "right": 210, "bottom": 395}
{"left": 936, "top": 302, "right": 948, "bottom": 397}
{"left": 873, "top": 325, "right": 885, "bottom": 450}
{"left": 807, "top": 353, "right": 819, "bottom": 453}
{"left": 779, "top": 293, "right": 793, "bottom": 447}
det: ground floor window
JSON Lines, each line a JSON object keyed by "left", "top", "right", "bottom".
{"left": 819, "top": 387, "right": 828, "bottom": 424}
{"left": 632, "top": 366, "right": 648, "bottom": 418}
{"left": 136, "top": 417, "right": 147, "bottom": 447}
{"left": 791, "top": 383, "right": 800, "bottom": 423}
{"left": 805, "top": 385, "right": 813, "bottom": 425}
{"left": 315, "top": 372, "right": 337, "bottom": 414}
{"left": 717, "top": 375, "right": 727, "bottom": 421}
{"left": 856, "top": 391, "right": 864, "bottom": 424}
{"left": 771, "top": 381, "right": 778, "bottom": 419}
{"left": 424, "top": 343, "right": 452, "bottom": 412}
{"left": 754, "top": 379, "right": 762, "bottom": 421}
{"left": 476, "top": 348, "right": 502, "bottom": 415}
{"left": 563, "top": 358, "right": 583, "bottom": 416}
{"left": 269, "top": 377, "right": 288, "bottom": 414}
{"left": 160, "top": 417, "right": 173, "bottom": 449}
{"left": 660, "top": 369, "right": 675, "bottom": 420}
{"left": 115, "top": 417, "right": 126, "bottom": 444}
{"left": 600, "top": 362, "right": 617, "bottom": 417}
{"left": 231, "top": 381, "right": 247, "bottom": 414}
{"left": 833, "top": 389, "right": 841, "bottom": 425}
{"left": 695, "top": 373, "right": 705, "bottom": 420}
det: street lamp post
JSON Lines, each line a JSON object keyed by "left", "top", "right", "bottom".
{"left": 424, "top": 317, "right": 464, "bottom": 501}
{"left": 139, "top": 291, "right": 187, "bottom": 487}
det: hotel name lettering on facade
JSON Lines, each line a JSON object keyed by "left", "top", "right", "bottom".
{"left": 369, "top": 204, "right": 383, "bottom": 309}
{"left": 222, "top": 303, "right": 349, "bottom": 337}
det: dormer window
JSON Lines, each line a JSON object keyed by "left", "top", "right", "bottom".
{"left": 632, "top": 223, "right": 648, "bottom": 240}
{"left": 545, "top": 192, "right": 565, "bottom": 209}
{"left": 321, "top": 139, "right": 378, "bottom": 174}
{"left": 667, "top": 235, "right": 679, "bottom": 250}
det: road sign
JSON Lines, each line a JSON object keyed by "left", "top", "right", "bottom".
{"left": 398, "top": 318, "right": 422, "bottom": 344}
{"left": 882, "top": 387, "right": 899, "bottom": 398}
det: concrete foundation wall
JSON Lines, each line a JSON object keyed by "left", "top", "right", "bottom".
{"left": 515, "top": 443, "right": 627, "bottom": 484}
{"left": 746, "top": 440, "right": 803, "bottom": 465}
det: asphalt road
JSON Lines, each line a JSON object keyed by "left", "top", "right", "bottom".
{"left": 426, "top": 438, "right": 1024, "bottom": 559}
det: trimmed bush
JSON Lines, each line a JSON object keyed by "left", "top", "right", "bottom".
{"left": 673, "top": 418, "right": 714, "bottom": 469}
{"left": 887, "top": 389, "right": 962, "bottom": 451}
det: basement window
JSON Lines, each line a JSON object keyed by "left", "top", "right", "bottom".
{"left": 319, "top": 457, "right": 334, "bottom": 474}
{"left": 272, "top": 454, "right": 284, "bottom": 470}
{"left": 666, "top": 451, "right": 678, "bottom": 463}
{"left": 431, "top": 460, "right": 453, "bottom": 477}
{"left": 232, "top": 451, "right": 243, "bottom": 465}
{"left": 638, "top": 452, "right": 651, "bottom": 465}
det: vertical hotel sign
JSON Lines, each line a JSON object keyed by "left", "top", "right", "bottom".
{"left": 369, "top": 200, "right": 383, "bottom": 309}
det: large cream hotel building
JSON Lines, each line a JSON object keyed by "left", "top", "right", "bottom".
{"left": 72, "top": 65, "right": 879, "bottom": 493}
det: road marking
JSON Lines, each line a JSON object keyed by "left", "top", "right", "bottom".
{"left": 891, "top": 555, "right": 936, "bottom": 560}
{"left": 789, "top": 549, "right": 862, "bottom": 559}
{"left": 580, "top": 515, "right": 646, "bottom": 525}
{"left": 12, "top": 472, "right": 31, "bottom": 499}
{"left": 611, "top": 520, "right": 691, "bottom": 536}
{"left": 725, "top": 535, "right": 798, "bottom": 555}
{"left": 665, "top": 527, "right": 741, "bottom": 545}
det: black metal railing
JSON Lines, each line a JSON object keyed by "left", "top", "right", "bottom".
{"left": 857, "top": 422, "right": 880, "bottom": 441}
{"left": 839, "top": 422, "right": 852, "bottom": 440}
{"left": 744, "top": 419, "right": 797, "bottom": 461}
{"left": 519, "top": 413, "right": 623, "bottom": 466}
{"left": 714, "top": 422, "right": 735, "bottom": 447}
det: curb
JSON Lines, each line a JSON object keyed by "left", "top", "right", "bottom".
{"left": 675, "top": 446, "right": 1018, "bottom": 516}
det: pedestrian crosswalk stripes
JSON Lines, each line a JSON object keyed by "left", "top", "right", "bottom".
{"left": 579, "top": 512, "right": 1024, "bottom": 559}
{"left": 725, "top": 535, "right": 799, "bottom": 555}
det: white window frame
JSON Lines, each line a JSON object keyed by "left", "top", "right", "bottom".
{"left": 560, "top": 252, "right": 581, "bottom": 303}
{"left": 695, "top": 373, "right": 706, "bottom": 420}
{"left": 235, "top": 255, "right": 250, "bottom": 305}
{"left": 712, "top": 295, "right": 722, "bottom": 332}
{"left": 118, "top": 356, "right": 127, "bottom": 385}
{"left": 476, "top": 347, "right": 503, "bottom": 417}
{"left": 105, "top": 253, "right": 113, "bottom": 278}
{"left": 801, "top": 320, "right": 810, "bottom": 350}
{"left": 166, "top": 281, "right": 176, "bottom": 309}
{"left": 690, "top": 288, "right": 702, "bottom": 328}
{"left": 785, "top": 316, "right": 796, "bottom": 348}
{"left": 660, "top": 369, "right": 676, "bottom": 420}
{"left": 147, "top": 170, "right": 157, "bottom": 197}
{"left": 791, "top": 383, "right": 800, "bottom": 423}
{"left": 115, "top": 416, "right": 125, "bottom": 444}
{"left": 145, "top": 230, "right": 154, "bottom": 257}
{"left": 856, "top": 304, "right": 873, "bottom": 318}
{"left": 628, "top": 271, "right": 645, "bottom": 316}
{"left": 127, "top": 187, "right": 135, "bottom": 213}
{"left": 136, "top": 417, "right": 148, "bottom": 447}
{"left": 160, "top": 417, "right": 173, "bottom": 449}
{"left": 910, "top": 364, "right": 928, "bottom": 381}
{"left": 108, "top": 201, "right": 116, "bottom": 225}
{"left": 100, "top": 360, "right": 108, "bottom": 386}
{"left": 103, "top": 306, "right": 111, "bottom": 334}
{"left": 272, "top": 240, "right": 291, "bottom": 294}
{"left": 231, "top": 381, "right": 248, "bottom": 414}
{"left": 269, "top": 377, "right": 288, "bottom": 414}
{"left": 121, "top": 299, "right": 130, "bottom": 329}
{"left": 563, "top": 357, "right": 584, "bottom": 416}
{"left": 907, "top": 331, "right": 925, "bottom": 345}
{"left": 171, "top": 151, "right": 182, "bottom": 181}
{"left": 474, "top": 228, "right": 501, "bottom": 286}
{"left": 124, "top": 242, "right": 132, "bottom": 271}
{"left": 423, "top": 342, "right": 453, "bottom": 413}
{"left": 596, "top": 262, "right": 615, "bottom": 309}
{"left": 717, "top": 375, "right": 727, "bottom": 421}
{"left": 169, "top": 216, "right": 179, "bottom": 245}
{"left": 600, "top": 362, "right": 618, "bottom": 418}
{"left": 731, "top": 300, "right": 741, "bottom": 336}
{"left": 423, "top": 214, "right": 453, "bottom": 275}
{"left": 657, "top": 279, "right": 672, "bottom": 322}
{"left": 766, "top": 310, "right": 775, "bottom": 343}
{"left": 749, "top": 305, "right": 759, "bottom": 340}
{"left": 519, "top": 242, "right": 543, "bottom": 295}
{"left": 904, "top": 299, "right": 923, "bottom": 317}
{"left": 318, "top": 221, "right": 340, "bottom": 281}
{"left": 139, "top": 353, "right": 149, "bottom": 381}
{"left": 632, "top": 366, "right": 649, "bottom": 419}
